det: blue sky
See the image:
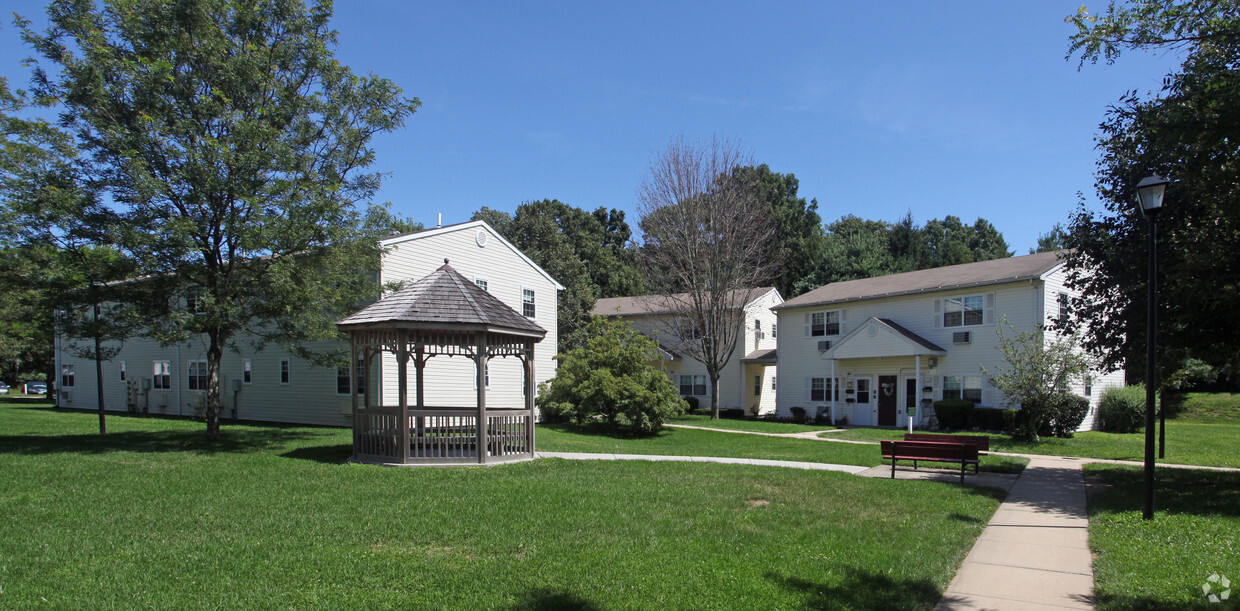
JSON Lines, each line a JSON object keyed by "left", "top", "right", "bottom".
{"left": 2, "top": 1, "right": 1181, "bottom": 253}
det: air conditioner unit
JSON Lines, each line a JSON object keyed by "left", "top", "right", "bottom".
{"left": 61, "top": 390, "right": 72, "bottom": 402}
{"left": 817, "top": 340, "right": 831, "bottom": 351}
{"left": 952, "top": 331, "right": 971, "bottom": 344}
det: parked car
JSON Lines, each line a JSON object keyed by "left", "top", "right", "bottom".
{"left": 24, "top": 381, "right": 47, "bottom": 395}
{"left": 0, "top": 381, "right": 8, "bottom": 395}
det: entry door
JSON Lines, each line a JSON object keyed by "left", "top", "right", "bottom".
{"left": 878, "top": 375, "right": 897, "bottom": 426}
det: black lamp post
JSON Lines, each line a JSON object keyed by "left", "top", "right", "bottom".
{"left": 1135, "top": 174, "right": 1168, "bottom": 521}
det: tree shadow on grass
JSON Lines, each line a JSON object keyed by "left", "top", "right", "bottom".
{"left": 281, "top": 443, "right": 352, "bottom": 464}
{"left": 1088, "top": 464, "right": 1240, "bottom": 519}
{"left": 767, "top": 567, "right": 942, "bottom": 610}
{"left": 504, "top": 588, "right": 601, "bottom": 611}
{"left": 0, "top": 427, "right": 325, "bottom": 456}
{"left": 539, "top": 422, "right": 671, "bottom": 440}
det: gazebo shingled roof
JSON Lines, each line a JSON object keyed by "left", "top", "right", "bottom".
{"left": 337, "top": 260, "right": 546, "bottom": 466}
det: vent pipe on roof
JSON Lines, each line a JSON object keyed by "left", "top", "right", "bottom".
{"left": 437, "top": 213, "right": 442, "bottom": 228}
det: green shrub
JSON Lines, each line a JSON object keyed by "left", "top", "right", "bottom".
{"left": 1045, "top": 394, "right": 1090, "bottom": 438}
{"left": 814, "top": 410, "right": 832, "bottom": 425}
{"left": 1098, "top": 385, "right": 1149, "bottom": 433}
{"left": 720, "top": 408, "right": 746, "bottom": 419}
{"left": 971, "top": 407, "right": 1018, "bottom": 432}
{"left": 684, "top": 396, "right": 700, "bottom": 413}
{"left": 933, "top": 399, "right": 975, "bottom": 430}
{"left": 537, "top": 317, "right": 686, "bottom": 434}
{"left": 789, "top": 406, "right": 807, "bottom": 424}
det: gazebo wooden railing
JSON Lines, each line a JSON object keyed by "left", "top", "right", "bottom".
{"left": 353, "top": 406, "right": 534, "bottom": 464}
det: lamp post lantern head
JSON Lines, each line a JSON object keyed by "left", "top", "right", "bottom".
{"left": 1135, "top": 174, "right": 1170, "bottom": 217}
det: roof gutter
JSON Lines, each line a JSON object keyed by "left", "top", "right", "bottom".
{"left": 771, "top": 275, "right": 1043, "bottom": 312}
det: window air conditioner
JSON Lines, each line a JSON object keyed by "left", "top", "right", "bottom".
{"left": 952, "top": 331, "right": 971, "bottom": 344}
{"left": 61, "top": 390, "right": 72, "bottom": 402}
{"left": 817, "top": 340, "right": 831, "bottom": 351}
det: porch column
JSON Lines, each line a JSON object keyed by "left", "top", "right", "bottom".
{"left": 830, "top": 358, "right": 837, "bottom": 425}
{"left": 349, "top": 333, "right": 359, "bottom": 456}
{"left": 397, "top": 329, "right": 410, "bottom": 464}
{"left": 911, "top": 355, "right": 921, "bottom": 434}
{"left": 475, "top": 331, "right": 488, "bottom": 464}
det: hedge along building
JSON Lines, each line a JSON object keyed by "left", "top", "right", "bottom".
{"left": 770, "top": 250, "right": 1123, "bottom": 430}
{"left": 53, "top": 220, "right": 563, "bottom": 426}
{"left": 591, "top": 287, "right": 782, "bottom": 415}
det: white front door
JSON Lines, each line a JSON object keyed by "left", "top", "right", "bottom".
{"left": 852, "top": 376, "right": 873, "bottom": 426}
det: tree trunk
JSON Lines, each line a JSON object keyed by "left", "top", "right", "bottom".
{"left": 709, "top": 370, "right": 721, "bottom": 420}
{"left": 205, "top": 330, "right": 226, "bottom": 442}
{"left": 94, "top": 300, "right": 106, "bottom": 435}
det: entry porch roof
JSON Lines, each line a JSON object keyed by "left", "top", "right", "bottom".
{"left": 822, "top": 317, "right": 946, "bottom": 360}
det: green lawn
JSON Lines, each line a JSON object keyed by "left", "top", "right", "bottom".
{"left": 1086, "top": 464, "right": 1240, "bottom": 610}
{"left": 539, "top": 422, "right": 1028, "bottom": 474}
{"left": 0, "top": 403, "right": 1008, "bottom": 609}
{"left": 823, "top": 393, "right": 1240, "bottom": 468}
{"left": 668, "top": 412, "right": 836, "bottom": 433}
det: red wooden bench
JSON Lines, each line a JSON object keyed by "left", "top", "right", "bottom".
{"left": 904, "top": 433, "right": 990, "bottom": 472}
{"left": 880, "top": 440, "right": 980, "bottom": 484}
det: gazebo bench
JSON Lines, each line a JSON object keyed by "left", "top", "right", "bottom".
{"left": 880, "top": 440, "right": 980, "bottom": 484}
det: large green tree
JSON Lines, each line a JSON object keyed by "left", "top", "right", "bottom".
{"left": 472, "top": 200, "right": 643, "bottom": 353}
{"left": 1064, "top": 0, "right": 1240, "bottom": 375}
{"left": 733, "top": 164, "right": 825, "bottom": 298}
{"left": 20, "top": 0, "right": 418, "bottom": 441}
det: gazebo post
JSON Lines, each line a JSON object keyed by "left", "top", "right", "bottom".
{"left": 475, "top": 331, "right": 488, "bottom": 464}
{"left": 524, "top": 340, "right": 535, "bottom": 458}
{"left": 398, "top": 329, "right": 410, "bottom": 464}
{"left": 350, "top": 333, "right": 359, "bottom": 456}
{"left": 415, "top": 342, "right": 426, "bottom": 438}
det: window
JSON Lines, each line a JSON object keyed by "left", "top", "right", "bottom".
{"left": 809, "top": 377, "right": 840, "bottom": 402}
{"left": 280, "top": 358, "right": 290, "bottom": 385}
{"left": 153, "top": 361, "right": 171, "bottom": 390}
{"left": 522, "top": 288, "right": 536, "bottom": 318}
{"left": 61, "top": 364, "right": 75, "bottom": 388}
{"left": 356, "top": 357, "right": 367, "bottom": 397}
{"left": 185, "top": 286, "right": 204, "bottom": 314}
{"left": 772, "top": 323, "right": 777, "bottom": 339}
{"left": 675, "top": 321, "right": 703, "bottom": 341}
{"left": 474, "top": 361, "right": 490, "bottom": 390}
{"left": 475, "top": 278, "right": 488, "bottom": 292}
{"left": 772, "top": 376, "right": 777, "bottom": 391}
{"left": 337, "top": 366, "right": 351, "bottom": 395}
{"left": 679, "top": 374, "right": 707, "bottom": 396}
{"left": 119, "top": 361, "right": 126, "bottom": 382}
{"left": 944, "top": 295, "right": 984, "bottom": 327}
{"left": 810, "top": 310, "right": 840, "bottom": 336}
{"left": 242, "top": 359, "right": 252, "bottom": 384}
{"left": 855, "top": 378, "right": 871, "bottom": 404}
{"left": 1057, "top": 292, "right": 1070, "bottom": 324}
{"left": 1084, "top": 375, "right": 1093, "bottom": 397}
{"left": 754, "top": 375, "right": 762, "bottom": 397}
{"left": 188, "top": 361, "right": 208, "bottom": 391}
{"left": 942, "top": 375, "right": 982, "bottom": 404}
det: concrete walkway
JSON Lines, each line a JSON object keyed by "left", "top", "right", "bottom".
{"left": 936, "top": 456, "right": 1095, "bottom": 610}
{"left": 535, "top": 451, "right": 869, "bottom": 474}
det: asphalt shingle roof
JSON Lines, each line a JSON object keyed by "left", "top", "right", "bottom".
{"left": 337, "top": 261, "right": 546, "bottom": 337}
{"left": 592, "top": 287, "right": 777, "bottom": 317}
{"left": 774, "top": 250, "right": 1067, "bottom": 311}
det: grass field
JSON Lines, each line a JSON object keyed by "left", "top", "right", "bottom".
{"left": 0, "top": 402, "right": 1008, "bottom": 609}
{"left": 823, "top": 392, "right": 1240, "bottom": 468}
{"left": 1086, "top": 464, "right": 1240, "bottom": 610}
{"left": 539, "top": 422, "right": 1029, "bottom": 474}
{"left": 668, "top": 412, "right": 836, "bottom": 433}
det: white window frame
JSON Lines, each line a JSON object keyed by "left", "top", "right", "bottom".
{"left": 242, "top": 359, "right": 252, "bottom": 384}
{"left": 474, "top": 277, "right": 489, "bottom": 292}
{"left": 61, "top": 364, "right": 76, "bottom": 388}
{"left": 772, "top": 322, "right": 777, "bottom": 339}
{"left": 336, "top": 365, "right": 351, "bottom": 395}
{"left": 1057, "top": 292, "right": 1070, "bottom": 323}
{"left": 754, "top": 374, "right": 762, "bottom": 397}
{"left": 944, "top": 295, "right": 984, "bottom": 328}
{"left": 942, "top": 374, "right": 982, "bottom": 404}
{"left": 809, "top": 310, "right": 841, "bottom": 337}
{"left": 808, "top": 376, "right": 841, "bottom": 402}
{"left": 474, "top": 360, "right": 491, "bottom": 390}
{"left": 679, "top": 374, "right": 707, "bottom": 396}
{"left": 522, "top": 287, "right": 536, "bottom": 319}
{"left": 185, "top": 286, "right": 205, "bottom": 315}
{"left": 279, "top": 358, "right": 291, "bottom": 385}
{"left": 187, "top": 360, "right": 208, "bottom": 391}
{"left": 771, "top": 376, "right": 777, "bottom": 391}
{"left": 153, "top": 361, "right": 171, "bottom": 390}
{"left": 119, "top": 360, "right": 126, "bottom": 382}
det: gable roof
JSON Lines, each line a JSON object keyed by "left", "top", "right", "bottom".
{"left": 592, "top": 287, "right": 779, "bottom": 317}
{"left": 826, "top": 317, "right": 946, "bottom": 360}
{"left": 379, "top": 220, "right": 566, "bottom": 291}
{"left": 337, "top": 261, "right": 546, "bottom": 337}
{"left": 774, "top": 250, "right": 1067, "bottom": 311}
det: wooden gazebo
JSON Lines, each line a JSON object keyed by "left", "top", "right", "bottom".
{"left": 336, "top": 260, "right": 547, "bottom": 465}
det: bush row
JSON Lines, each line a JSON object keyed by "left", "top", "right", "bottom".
{"left": 933, "top": 394, "right": 1088, "bottom": 438}
{"left": 1097, "top": 385, "right": 1155, "bottom": 433}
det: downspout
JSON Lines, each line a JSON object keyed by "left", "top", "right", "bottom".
{"left": 176, "top": 342, "right": 182, "bottom": 417}
{"left": 830, "top": 358, "right": 837, "bottom": 425}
